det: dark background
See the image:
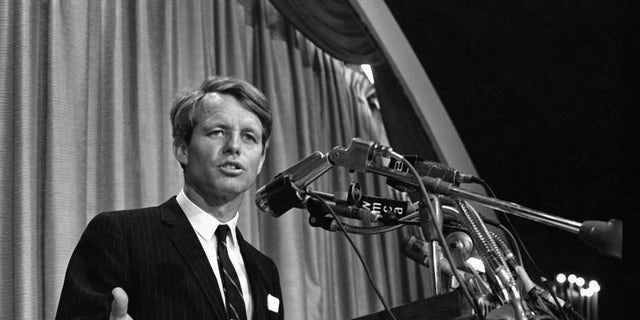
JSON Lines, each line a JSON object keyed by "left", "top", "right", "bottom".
{"left": 383, "top": 0, "right": 636, "bottom": 318}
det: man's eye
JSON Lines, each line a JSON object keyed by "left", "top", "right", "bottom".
{"left": 243, "top": 133, "right": 258, "bottom": 143}
{"left": 209, "top": 130, "right": 224, "bottom": 137}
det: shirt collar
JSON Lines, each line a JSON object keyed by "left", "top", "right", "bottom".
{"left": 177, "top": 188, "right": 239, "bottom": 244}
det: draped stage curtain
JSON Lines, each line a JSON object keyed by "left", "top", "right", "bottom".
{"left": 1, "top": 0, "right": 433, "bottom": 319}
{"left": 268, "top": 0, "right": 440, "bottom": 163}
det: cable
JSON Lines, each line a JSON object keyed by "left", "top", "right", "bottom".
{"left": 306, "top": 192, "right": 398, "bottom": 320}
{"left": 396, "top": 156, "right": 485, "bottom": 319}
{"left": 332, "top": 221, "right": 405, "bottom": 235}
{"left": 540, "top": 278, "right": 570, "bottom": 320}
{"left": 474, "top": 177, "right": 568, "bottom": 320}
{"left": 464, "top": 261, "right": 492, "bottom": 294}
{"left": 475, "top": 178, "right": 542, "bottom": 275}
{"left": 378, "top": 218, "right": 420, "bottom": 226}
{"left": 313, "top": 208, "right": 420, "bottom": 235}
{"left": 496, "top": 224, "right": 523, "bottom": 266}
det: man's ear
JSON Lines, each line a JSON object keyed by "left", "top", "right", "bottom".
{"left": 173, "top": 138, "right": 189, "bottom": 166}
{"left": 257, "top": 140, "right": 269, "bottom": 174}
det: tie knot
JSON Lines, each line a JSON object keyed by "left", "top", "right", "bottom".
{"left": 215, "top": 224, "right": 231, "bottom": 242}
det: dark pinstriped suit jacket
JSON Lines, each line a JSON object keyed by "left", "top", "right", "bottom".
{"left": 56, "top": 197, "right": 284, "bottom": 320}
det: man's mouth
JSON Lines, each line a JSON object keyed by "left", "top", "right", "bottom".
{"left": 218, "top": 161, "right": 245, "bottom": 173}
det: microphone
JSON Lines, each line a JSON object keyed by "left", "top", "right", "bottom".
{"left": 387, "top": 156, "right": 475, "bottom": 191}
{"left": 402, "top": 235, "right": 467, "bottom": 278}
{"left": 578, "top": 219, "right": 622, "bottom": 258}
{"left": 514, "top": 266, "right": 566, "bottom": 308}
{"left": 402, "top": 235, "right": 431, "bottom": 267}
{"left": 256, "top": 152, "right": 332, "bottom": 217}
{"left": 306, "top": 197, "right": 380, "bottom": 222}
{"left": 307, "top": 191, "right": 417, "bottom": 226}
{"left": 327, "top": 138, "right": 400, "bottom": 173}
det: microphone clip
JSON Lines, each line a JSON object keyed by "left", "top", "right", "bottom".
{"left": 328, "top": 137, "right": 395, "bottom": 173}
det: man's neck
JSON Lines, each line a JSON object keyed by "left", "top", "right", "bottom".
{"left": 182, "top": 185, "right": 243, "bottom": 222}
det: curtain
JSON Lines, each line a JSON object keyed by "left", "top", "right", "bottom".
{"left": 268, "top": 0, "right": 440, "bottom": 163}
{"left": 269, "top": 0, "right": 384, "bottom": 65}
{"left": 0, "top": 0, "right": 433, "bottom": 319}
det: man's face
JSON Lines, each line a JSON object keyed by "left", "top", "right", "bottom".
{"left": 175, "top": 93, "right": 266, "bottom": 204}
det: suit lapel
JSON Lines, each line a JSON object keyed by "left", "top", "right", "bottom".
{"left": 237, "top": 230, "right": 267, "bottom": 320}
{"left": 159, "top": 197, "right": 227, "bottom": 319}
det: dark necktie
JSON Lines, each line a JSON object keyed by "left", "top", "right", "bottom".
{"left": 215, "top": 225, "right": 247, "bottom": 320}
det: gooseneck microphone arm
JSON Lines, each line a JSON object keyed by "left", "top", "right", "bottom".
{"left": 425, "top": 176, "right": 582, "bottom": 234}
{"left": 418, "top": 176, "right": 622, "bottom": 258}
{"left": 325, "top": 141, "right": 621, "bottom": 259}
{"left": 364, "top": 164, "right": 622, "bottom": 259}
{"left": 335, "top": 157, "right": 580, "bottom": 234}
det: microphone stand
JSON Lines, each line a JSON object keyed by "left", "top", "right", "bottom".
{"left": 360, "top": 161, "right": 622, "bottom": 259}
{"left": 420, "top": 176, "right": 623, "bottom": 259}
{"left": 430, "top": 196, "right": 443, "bottom": 296}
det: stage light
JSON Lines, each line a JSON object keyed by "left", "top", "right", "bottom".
{"left": 576, "top": 277, "right": 585, "bottom": 287}
{"left": 567, "top": 274, "right": 577, "bottom": 284}
{"left": 556, "top": 273, "right": 566, "bottom": 283}
{"left": 589, "top": 280, "right": 601, "bottom": 293}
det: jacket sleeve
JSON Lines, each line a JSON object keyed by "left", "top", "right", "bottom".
{"left": 55, "top": 212, "right": 131, "bottom": 320}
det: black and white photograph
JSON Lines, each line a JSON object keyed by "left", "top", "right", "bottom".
{"left": 1, "top": 0, "right": 632, "bottom": 319}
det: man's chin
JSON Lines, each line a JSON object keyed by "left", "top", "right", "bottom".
{"left": 186, "top": 182, "right": 250, "bottom": 201}
{"left": 211, "top": 183, "right": 252, "bottom": 198}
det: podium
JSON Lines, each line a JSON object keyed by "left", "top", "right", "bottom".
{"left": 352, "top": 290, "right": 474, "bottom": 320}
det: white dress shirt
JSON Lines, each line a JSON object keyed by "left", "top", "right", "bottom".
{"left": 177, "top": 189, "right": 253, "bottom": 318}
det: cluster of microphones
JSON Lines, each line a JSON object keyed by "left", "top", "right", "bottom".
{"left": 255, "top": 138, "right": 621, "bottom": 320}
{"left": 255, "top": 138, "right": 472, "bottom": 224}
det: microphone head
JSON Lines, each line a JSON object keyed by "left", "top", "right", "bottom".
{"left": 445, "top": 231, "right": 474, "bottom": 268}
{"left": 255, "top": 152, "right": 332, "bottom": 217}
{"left": 578, "top": 219, "right": 622, "bottom": 258}
{"left": 414, "top": 160, "right": 460, "bottom": 184}
{"left": 255, "top": 174, "right": 303, "bottom": 217}
{"left": 385, "top": 155, "right": 471, "bottom": 192}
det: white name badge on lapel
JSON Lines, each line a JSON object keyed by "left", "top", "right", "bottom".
{"left": 267, "top": 294, "right": 280, "bottom": 313}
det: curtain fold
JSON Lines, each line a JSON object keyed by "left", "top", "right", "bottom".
{"left": 1, "top": 1, "right": 49, "bottom": 318}
{"left": 269, "top": 0, "right": 384, "bottom": 65}
{"left": 1, "top": 0, "right": 432, "bottom": 319}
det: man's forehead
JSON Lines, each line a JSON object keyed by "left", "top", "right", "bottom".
{"left": 196, "top": 96, "right": 263, "bottom": 128}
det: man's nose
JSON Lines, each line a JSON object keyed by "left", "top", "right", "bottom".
{"left": 223, "top": 132, "right": 241, "bottom": 154}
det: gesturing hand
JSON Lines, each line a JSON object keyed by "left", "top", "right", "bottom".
{"left": 110, "top": 287, "right": 133, "bottom": 320}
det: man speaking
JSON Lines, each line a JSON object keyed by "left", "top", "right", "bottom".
{"left": 56, "top": 76, "right": 284, "bottom": 320}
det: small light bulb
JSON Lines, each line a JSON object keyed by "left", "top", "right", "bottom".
{"left": 581, "top": 287, "right": 594, "bottom": 297}
{"left": 586, "top": 288, "right": 595, "bottom": 297}
{"left": 556, "top": 273, "right": 567, "bottom": 283}
{"left": 568, "top": 274, "right": 577, "bottom": 283}
{"left": 576, "top": 277, "right": 585, "bottom": 287}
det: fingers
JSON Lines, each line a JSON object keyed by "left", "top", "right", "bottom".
{"left": 110, "top": 287, "right": 130, "bottom": 320}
